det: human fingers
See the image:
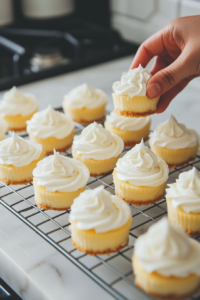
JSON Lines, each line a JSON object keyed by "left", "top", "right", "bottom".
{"left": 130, "top": 29, "right": 167, "bottom": 70}
{"left": 150, "top": 55, "right": 174, "bottom": 75}
{"left": 156, "top": 75, "right": 197, "bottom": 113}
{"left": 146, "top": 49, "right": 195, "bottom": 99}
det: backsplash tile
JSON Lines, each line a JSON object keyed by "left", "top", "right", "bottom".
{"left": 180, "top": 0, "right": 200, "bottom": 17}
{"left": 158, "top": 0, "right": 179, "bottom": 20}
{"left": 110, "top": 0, "right": 129, "bottom": 15}
{"left": 111, "top": 0, "right": 200, "bottom": 43}
{"left": 128, "top": 0, "right": 156, "bottom": 21}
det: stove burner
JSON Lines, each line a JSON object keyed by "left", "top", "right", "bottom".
{"left": 0, "top": 23, "right": 138, "bottom": 91}
{"left": 30, "top": 47, "right": 68, "bottom": 70}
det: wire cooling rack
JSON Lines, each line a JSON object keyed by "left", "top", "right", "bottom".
{"left": 0, "top": 109, "right": 200, "bottom": 300}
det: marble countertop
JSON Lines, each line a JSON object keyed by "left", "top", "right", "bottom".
{"left": 0, "top": 56, "right": 199, "bottom": 300}
{"left": 0, "top": 55, "right": 200, "bottom": 132}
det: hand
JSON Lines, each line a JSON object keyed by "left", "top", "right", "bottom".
{"left": 130, "top": 15, "right": 200, "bottom": 113}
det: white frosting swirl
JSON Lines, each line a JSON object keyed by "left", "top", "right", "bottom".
{"left": 63, "top": 83, "right": 107, "bottom": 109}
{"left": 0, "top": 118, "right": 8, "bottom": 140}
{"left": 0, "top": 86, "right": 38, "bottom": 117}
{"left": 69, "top": 185, "right": 131, "bottom": 233}
{"left": 166, "top": 167, "right": 200, "bottom": 213}
{"left": 115, "top": 140, "right": 168, "bottom": 187}
{"left": 33, "top": 151, "right": 89, "bottom": 192}
{"left": 27, "top": 105, "right": 74, "bottom": 139}
{"left": 72, "top": 122, "right": 124, "bottom": 160}
{"left": 134, "top": 217, "right": 200, "bottom": 277}
{"left": 149, "top": 115, "right": 199, "bottom": 149}
{"left": 106, "top": 111, "right": 151, "bottom": 131}
{"left": 0, "top": 133, "right": 42, "bottom": 167}
{"left": 112, "top": 65, "right": 151, "bottom": 97}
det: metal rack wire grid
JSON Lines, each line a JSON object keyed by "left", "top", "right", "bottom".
{"left": 0, "top": 109, "right": 200, "bottom": 300}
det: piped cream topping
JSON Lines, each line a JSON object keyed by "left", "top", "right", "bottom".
{"left": 112, "top": 65, "right": 151, "bottom": 97}
{"left": 27, "top": 105, "right": 74, "bottom": 139}
{"left": 72, "top": 122, "right": 124, "bottom": 160}
{"left": 106, "top": 111, "right": 151, "bottom": 131}
{"left": 115, "top": 140, "right": 168, "bottom": 187}
{"left": 166, "top": 167, "right": 200, "bottom": 213}
{"left": 134, "top": 218, "right": 200, "bottom": 277}
{"left": 69, "top": 185, "right": 131, "bottom": 233}
{"left": 149, "top": 115, "right": 199, "bottom": 149}
{"left": 0, "top": 86, "right": 38, "bottom": 116}
{"left": 33, "top": 150, "right": 90, "bottom": 192}
{"left": 0, "top": 132, "right": 42, "bottom": 167}
{"left": 63, "top": 83, "right": 107, "bottom": 109}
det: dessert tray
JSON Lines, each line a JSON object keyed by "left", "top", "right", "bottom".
{"left": 0, "top": 108, "right": 200, "bottom": 300}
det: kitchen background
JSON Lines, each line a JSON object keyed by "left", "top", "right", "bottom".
{"left": 0, "top": 1, "right": 200, "bottom": 300}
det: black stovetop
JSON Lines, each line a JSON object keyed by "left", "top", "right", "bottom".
{"left": 0, "top": 278, "right": 22, "bottom": 300}
{"left": 0, "top": 18, "right": 138, "bottom": 92}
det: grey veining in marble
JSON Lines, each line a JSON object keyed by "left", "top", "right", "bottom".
{"left": 0, "top": 56, "right": 199, "bottom": 300}
{"left": 0, "top": 205, "right": 115, "bottom": 300}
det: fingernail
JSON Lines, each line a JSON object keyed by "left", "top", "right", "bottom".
{"left": 147, "top": 83, "right": 162, "bottom": 98}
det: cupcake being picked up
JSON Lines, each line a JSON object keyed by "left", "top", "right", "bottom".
{"left": 63, "top": 83, "right": 107, "bottom": 124}
{"left": 27, "top": 105, "right": 74, "bottom": 154}
{"left": 113, "top": 139, "right": 168, "bottom": 205}
{"left": 72, "top": 122, "right": 124, "bottom": 176}
{"left": 149, "top": 115, "right": 199, "bottom": 168}
{"left": 112, "top": 65, "right": 159, "bottom": 117}
{"left": 132, "top": 218, "right": 200, "bottom": 299}
{"left": 0, "top": 86, "right": 38, "bottom": 132}
{"left": 69, "top": 185, "right": 132, "bottom": 255}
{"left": 0, "top": 118, "right": 8, "bottom": 141}
{"left": 105, "top": 111, "right": 151, "bottom": 147}
{"left": 33, "top": 151, "right": 90, "bottom": 210}
{"left": 166, "top": 167, "right": 200, "bottom": 236}
{"left": 0, "top": 133, "right": 43, "bottom": 185}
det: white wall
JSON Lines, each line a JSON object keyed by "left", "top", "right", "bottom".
{"left": 110, "top": 0, "right": 200, "bottom": 44}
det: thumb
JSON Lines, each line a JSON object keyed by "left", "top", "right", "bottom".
{"left": 146, "top": 51, "right": 193, "bottom": 99}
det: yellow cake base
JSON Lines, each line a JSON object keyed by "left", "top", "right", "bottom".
{"left": 133, "top": 256, "right": 200, "bottom": 299}
{"left": 113, "top": 93, "right": 159, "bottom": 117}
{"left": 63, "top": 103, "right": 106, "bottom": 124}
{"left": 0, "top": 153, "right": 44, "bottom": 185}
{"left": 72, "top": 151, "right": 120, "bottom": 176}
{"left": 29, "top": 129, "right": 74, "bottom": 154}
{"left": 149, "top": 141, "right": 198, "bottom": 168}
{"left": 71, "top": 216, "right": 132, "bottom": 255}
{"left": 33, "top": 178, "right": 86, "bottom": 210}
{"left": 104, "top": 121, "right": 150, "bottom": 147}
{"left": 113, "top": 171, "right": 166, "bottom": 205}
{"left": 167, "top": 198, "right": 200, "bottom": 236}
{"left": 4, "top": 110, "right": 38, "bottom": 132}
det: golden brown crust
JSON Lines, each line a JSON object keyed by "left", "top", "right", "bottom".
{"left": 35, "top": 201, "right": 70, "bottom": 211}
{"left": 167, "top": 155, "right": 197, "bottom": 169}
{"left": 115, "top": 109, "right": 156, "bottom": 117}
{"left": 7, "top": 126, "right": 27, "bottom": 132}
{"left": 135, "top": 280, "right": 200, "bottom": 300}
{"left": 43, "top": 143, "right": 73, "bottom": 155}
{"left": 0, "top": 177, "right": 33, "bottom": 185}
{"left": 115, "top": 192, "right": 165, "bottom": 206}
{"left": 185, "top": 229, "right": 200, "bottom": 236}
{"left": 72, "top": 239, "right": 129, "bottom": 256}
{"left": 90, "top": 170, "right": 114, "bottom": 177}
{"left": 73, "top": 116, "right": 105, "bottom": 125}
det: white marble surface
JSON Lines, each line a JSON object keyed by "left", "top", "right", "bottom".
{"left": 0, "top": 55, "right": 199, "bottom": 132}
{"left": 0, "top": 205, "right": 116, "bottom": 300}
{"left": 0, "top": 56, "right": 200, "bottom": 300}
